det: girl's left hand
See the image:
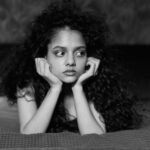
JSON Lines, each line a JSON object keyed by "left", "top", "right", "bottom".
{"left": 73, "top": 57, "right": 100, "bottom": 87}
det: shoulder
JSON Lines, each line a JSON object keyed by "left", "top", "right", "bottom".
{"left": 17, "top": 86, "right": 37, "bottom": 118}
{"left": 16, "top": 86, "right": 35, "bottom": 102}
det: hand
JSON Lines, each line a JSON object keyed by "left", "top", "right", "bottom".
{"left": 73, "top": 57, "right": 100, "bottom": 88}
{"left": 35, "top": 58, "right": 62, "bottom": 88}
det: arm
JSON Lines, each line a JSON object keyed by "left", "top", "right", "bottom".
{"left": 18, "top": 58, "right": 62, "bottom": 134}
{"left": 72, "top": 85, "right": 105, "bottom": 135}
{"left": 17, "top": 85, "right": 62, "bottom": 134}
{"left": 72, "top": 57, "right": 105, "bottom": 135}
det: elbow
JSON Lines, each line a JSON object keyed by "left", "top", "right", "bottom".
{"left": 20, "top": 127, "right": 32, "bottom": 135}
{"left": 81, "top": 131, "right": 105, "bottom": 136}
{"left": 20, "top": 129, "right": 42, "bottom": 135}
{"left": 20, "top": 131, "right": 30, "bottom": 135}
{"left": 80, "top": 126, "right": 106, "bottom": 136}
{"left": 80, "top": 129, "right": 106, "bottom": 136}
{"left": 20, "top": 129, "right": 29, "bottom": 135}
{"left": 95, "top": 129, "right": 106, "bottom": 135}
{"left": 20, "top": 126, "right": 43, "bottom": 135}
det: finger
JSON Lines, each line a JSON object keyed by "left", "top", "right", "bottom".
{"left": 94, "top": 59, "right": 100, "bottom": 75}
{"left": 49, "top": 63, "right": 52, "bottom": 72}
{"left": 35, "top": 58, "right": 41, "bottom": 74}
{"left": 43, "top": 61, "right": 59, "bottom": 82}
{"left": 89, "top": 59, "right": 98, "bottom": 75}
{"left": 43, "top": 59, "right": 52, "bottom": 73}
{"left": 43, "top": 58, "right": 52, "bottom": 72}
{"left": 40, "top": 58, "right": 51, "bottom": 72}
{"left": 44, "top": 60, "right": 51, "bottom": 75}
{"left": 88, "top": 57, "right": 100, "bottom": 75}
{"left": 78, "top": 61, "right": 95, "bottom": 83}
{"left": 86, "top": 60, "right": 95, "bottom": 77}
{"left": 39, "top": 58, "right": 45, "bottom": 74}
{"left": 38, "top": 58, "right": 47, "bottom": 75}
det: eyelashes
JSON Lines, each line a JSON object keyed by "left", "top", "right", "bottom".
{"left": 53, "top": 50, "right": 65, "bottom": 57}
{"left": 76, "top": 51, "right": 87, "bottom": 57}
{"left": 53, "top": 50, "right": 87, "bottom": 57}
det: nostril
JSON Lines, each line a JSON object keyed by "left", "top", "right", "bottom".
{"left": 66, "top": 56, "right": 76, "bottom": 66}
{"left": 66, "top": 62, "right": 76, "bottom": 66}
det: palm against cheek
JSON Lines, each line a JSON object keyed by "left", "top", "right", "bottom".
{"left": 35, "top": 58, "right": 62, "bottom": 87}
{"left": 75, "top": 57, "right": 100, "bottom": 86}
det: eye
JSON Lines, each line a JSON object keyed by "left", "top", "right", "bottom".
{"left": 54, "top": 50, "right": 65, "bottom": 57}
{"left": 76, "top": 50, "right": 87, "bottom": 57}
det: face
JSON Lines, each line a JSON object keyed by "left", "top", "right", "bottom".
{"left": 46, "top": 27, "right": 87, "bottom": 83}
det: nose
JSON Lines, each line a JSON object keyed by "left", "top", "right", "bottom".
{"left": 65, "top": 53, "right": 76, "bottom": 66}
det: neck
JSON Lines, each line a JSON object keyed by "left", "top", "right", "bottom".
{"left": 62, "top": 83, "right": 73, "bottom": 96}
{"left": 61, "top": 83, "right": 76, "bottom": 117}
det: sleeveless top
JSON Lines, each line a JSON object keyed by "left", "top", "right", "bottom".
{"left": 46, "top": 118, "right": 79, "bottom": 133}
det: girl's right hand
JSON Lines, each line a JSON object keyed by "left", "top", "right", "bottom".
{"left": 35, "top": 58, "right": 62, "bottom": 88}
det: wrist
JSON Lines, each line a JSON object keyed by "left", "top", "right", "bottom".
{"left": 50, "top": 84, "right": 62, "bottom": 92}
{"left": 72, "top": 84, "right": 83, "bottom": 92}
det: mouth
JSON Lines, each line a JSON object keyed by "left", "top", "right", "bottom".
{"left": 63, "top": 70, "right": 76, "bottom": 76}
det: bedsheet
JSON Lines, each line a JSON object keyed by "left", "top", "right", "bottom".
{"left": 1, "top": 127, "right": 150, "bottom": 150}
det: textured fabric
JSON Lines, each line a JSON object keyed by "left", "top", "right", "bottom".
{"left": 1, "top": 127, "right": 150, "bottom": 150}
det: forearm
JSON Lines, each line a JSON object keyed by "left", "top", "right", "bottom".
{"left": 21, "top": 86, "right": 61, "bottom": 134}
{"left": 72, "top": 85, "right": 105, "bottom": 135}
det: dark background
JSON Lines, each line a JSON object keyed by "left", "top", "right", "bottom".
{"left": 0, "top": 0, "right": 149, "bottom": 98}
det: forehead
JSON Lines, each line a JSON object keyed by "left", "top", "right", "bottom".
{"left": 49, "top": 28, "right": 86, "bottom": 47}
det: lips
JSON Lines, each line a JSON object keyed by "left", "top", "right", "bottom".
{"left": 63, "top": 70, "right": 76, "bottom": 76}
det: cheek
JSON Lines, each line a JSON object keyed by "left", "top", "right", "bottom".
{"left": 47, "top": 58, "right": 57, "bottom": 71}
{"left": 46, "top": 55, "right": 62, "bottom": 76}
{"left": 77, "top": 59, "right": 87, "bottom": 73}
{"left": 48, "top": 60, "right": 62, "bottom": 75}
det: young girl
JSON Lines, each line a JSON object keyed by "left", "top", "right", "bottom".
{"left": 1, "top": 0, "right": 140, "bottom": 135}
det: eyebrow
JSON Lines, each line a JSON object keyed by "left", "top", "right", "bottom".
{"left": 53, "top": 46, "right": 86, "bottom": 51}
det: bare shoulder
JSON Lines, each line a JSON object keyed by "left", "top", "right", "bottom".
{"left": 16, "top": 86, "right": 37, "bottom": 127}
{"left": 16, "top": 86, "right": 37, "bottom": 116}
{"left": 17, "top": 86, "right": 35, "bottom": 102}
{"left": 16, "top": 86, "right": 37, "bottom": 112}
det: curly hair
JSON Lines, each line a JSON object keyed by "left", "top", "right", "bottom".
{"left": 1, "top": 0, "right": 141, "bottom": 132}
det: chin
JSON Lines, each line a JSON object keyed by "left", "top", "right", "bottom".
{"left": 61, "top": 77, "right": 77, "bottom": 83}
